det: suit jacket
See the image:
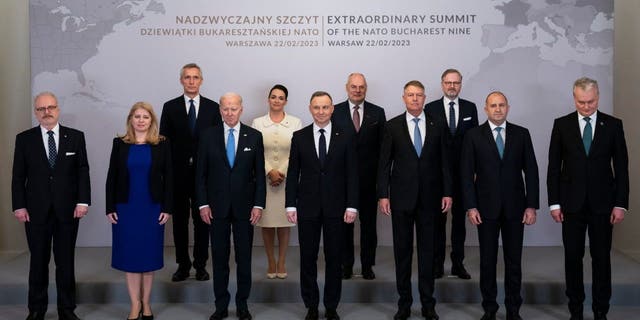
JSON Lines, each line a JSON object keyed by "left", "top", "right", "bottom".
{"left": 547, "top": 111, "right": 629, "bottom": 214}
{"left": 377, "top": 111, "right": 452, "bottom": 212}
{"left": 460, "top": 121, "right": 539, "bottom": 219}
{"left": 105, "top": 138, "right": 174, "bottom": 214}
{"left": 12, "top": 125, "right": 91, "bottom": 224}
{"left": 285, "top": 123, "right": 359, "bottom": 218}
{"left": 195, "top": 124, "right": 266, "bottom": 219}
{"left": 425, "top": 97, "right": 478, "bottom": 182}
{"left": 160, "top": 95, "right": 221, "bottom": 184}
{"left": 331, "top": 100, "right": 386, "bottom": 203}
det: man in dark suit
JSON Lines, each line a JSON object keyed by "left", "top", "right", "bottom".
{"left": 461, "top": 92, "right": 539, "bottom": 320}
{"left": 378, "top": 81, "right": 452, "bottom": 320}
{"left": 196, "top": 92, "right": 265, "bottom": 320}
{"left": 331, "top": 73, "right": 386, "bottom": 280}
{"left": 547, "top": 77, "right": 629, "bottom": 320}
{"left": 12, "top": 92, "right": 91, "bottom": 320}
{"left": 160, "top": 63, "right": 221, "bottom": 282}
{"left": 425, "top": 68, "right": 478, "bottom": 280}
{"left": 286, "top": 91, "right": 359, "bottom": 320}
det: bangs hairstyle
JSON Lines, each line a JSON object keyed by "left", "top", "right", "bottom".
{"left": 120, "top": 101, "right": 164, "bottom": 145}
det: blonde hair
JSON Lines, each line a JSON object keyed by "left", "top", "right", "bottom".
{"left": 120, "top": 101, "right": 164, "bottom": 145}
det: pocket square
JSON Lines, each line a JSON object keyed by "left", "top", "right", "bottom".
{"left": 463, "top": 117, "right": 472, "bottom": 121}
{"left": 65, "top": 152, "right": 76, "bottom": 156}
{"left": 243, "top": 147, "right": 252, "bottom": 151}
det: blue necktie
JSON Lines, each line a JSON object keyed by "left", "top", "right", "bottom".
{"left": 495, "top": 127, "right": 504, "bottom": 159}
{"left": 583, "top": 117, "right": 592, "bottom": 155}
{"left": 412, "top": 118, "right": 422, "bottom": 156}
{"left": 227, "top": 128, "right": 235, "bottom": 167}
{"left": 47, "top": 130, "right": 57, "bottom": 168}
{"left": 448, "top": 101, "right": 456, "bottom": 135}
{"left": 318, "top": 128, "right": 327, "bottom": 166}
{"left": 188, "top": 99, "right": 196, "bottom": 135}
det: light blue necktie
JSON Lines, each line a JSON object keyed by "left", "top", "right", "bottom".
{"left": 413, "top": 118, "right": 422, "bottom": 156}
{"left": 227, "top": 128, "right": 235, "bottom": 167}
{"left": 583, "top": 117, "right": 592, "bottom": 155}
{"left": 495, "top": 127, "right": 504, "bottom": 159}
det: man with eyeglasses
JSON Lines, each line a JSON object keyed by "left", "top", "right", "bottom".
{"left": 12, "top": 92, "right": 91, "bottom": 320}
{"left": 425, "top": 68, "right": 478, "bottom": 280}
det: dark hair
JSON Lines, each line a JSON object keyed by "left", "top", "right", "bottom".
{"left": 269, "top": 84, "right": 288, "bottom": 100}
{"left": 309, "top": 91, "right": 332, "bottom": 103}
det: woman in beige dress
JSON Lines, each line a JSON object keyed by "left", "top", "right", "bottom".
{"left": 252, "top": 84, "right": 302, "bottom": 279}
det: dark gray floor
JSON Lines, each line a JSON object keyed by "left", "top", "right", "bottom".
{"left": 1, "top": 246, "right": 639, "bottom": 319}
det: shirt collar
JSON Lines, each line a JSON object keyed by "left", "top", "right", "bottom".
{"left": 443, "top": 96, "right": 459, "bottom": 106}
{"left": 40, "top": 123, "right": 60, "bottom": 135}
{"left": 313, "top": 121, "right": 332, "bottom": 134}
{"left": 264, "top": 112, "right": 292, "bottom": 128}
{"left": 183, "top": 94, "right": 200, "bottom": 105}
{"left": 223, "top": 122, "right": 241, "bottom": 133}
{"left": 405, "top": 111, "right": 425, "bottom": 122}
{"left": 577, "top": 110, "right": 598, "bottom": 123}
{"left": 488, "top": 121, "right": 506, "bottom": 131}
{"left": 348, "top": 100, "right": 365, "bottom": 109}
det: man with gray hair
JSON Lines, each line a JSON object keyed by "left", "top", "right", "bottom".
{"left": 12, "top": 92, "right": 91, "bottom": 320}
{"left": 547, "top": 77, "right": 629, "bottom": 320}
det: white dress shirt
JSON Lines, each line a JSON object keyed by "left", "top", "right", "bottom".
{"left": 183, "top": 94, "right": 200, "bottom": 116}
{"left": 443, "top": 97, "right": 459, "bottom": 128}
{"left": 405, "top": 112, "right": 426, "bottom": 146}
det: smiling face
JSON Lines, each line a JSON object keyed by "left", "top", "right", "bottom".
{"left": 268, "top": 88, "right": 287, "bottom": 113}
{"left": 34, "top": 94, "right": 60, "bottom": 130}
{"left": 309, "top": 94, "right": 334, "bottom": 127}
{"left": 130, "top": 107, "right": 152, "bottom": 134}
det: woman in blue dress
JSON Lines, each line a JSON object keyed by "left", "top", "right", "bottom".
{"left": 106, "top": 102, "right": 173, "bottom": 320}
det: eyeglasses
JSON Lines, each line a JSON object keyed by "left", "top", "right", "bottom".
{"left": 35, "top": 105, "right": 58, "bottom": 112}
{"left": 443, "top": 81, "right": 462, "bottom": 86}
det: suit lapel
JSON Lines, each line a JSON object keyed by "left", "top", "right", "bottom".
{"left": 502, "top": 122, "right": 513, "bottom": 160}
{"left": 235, "top": 124, "right": 251, "bottom": 167}
{"left": 32, "top": 127, "right": 51, "bottom": 169}
{"left": 568, "top": 112, "right": 588, "bottom": 157}
{"left": 216, "top": 126, "right": 231, "bottom": 168}
{"left": 402, "top": 112, "right": 423, "bottom": 158}
{"left": 481, "top": 122, "right": 501, "bottom": 160}
{"left": 589, "top": 114, "right": 607, "bottom": 156}
{"left": 305, "top": 126, "right": 322, "bottom": 169}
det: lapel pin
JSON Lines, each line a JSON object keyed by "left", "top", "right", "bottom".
{"left": 599, "top": 122, "right": 604, "bottom": 126}
{"left": 243, "top": 133, "right": 248, "bottom": 136}
{"left": 335, "top": 132, "right": 340, "bottom": 136}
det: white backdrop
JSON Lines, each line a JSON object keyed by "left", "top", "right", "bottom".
{"left": 29, "top": 0, "right": 614, "bottom": 246}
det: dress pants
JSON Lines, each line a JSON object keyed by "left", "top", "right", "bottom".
{"left": 562, "top": 206, "right": 612, "bottom": 315}
{"left": 210, "top": 210, "right": 254, "bottom": 311}
{"left": 434, "top": 187, "right": 466, "bottom": 268}
{"left": 477, "top": 213, "right": 524, "bottom": 314}
{"left": 342, "top": 199, "right": 377, "bottom": 269}
{"left": 298, "top": 212, "right": 344, "bottom": 310}
{"left": 391, "top": 203, "right": 436, "bottom": 309}
{"left": 25, "top": 208, "right": 79, "bottom": 313}
{"left": 172, "top": 165, "right": 209, "bottom": 270}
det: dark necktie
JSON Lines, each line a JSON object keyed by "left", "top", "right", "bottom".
{"left": 495, "top": 127, "right": 504, "bottom": 159}
{"left": 412, "top": 118, "right": 422, "bottom": 156}
{"left": 318, "top": 128, "right": 327, "bottom": 166}
{"left": 353, "top": 105, "right": 361, "bottom": 133}
{"left": 448, "top": 101, "right": 456, "bottom": 134}
{"left": 47, "top": 130, "right": 57, "bottom": 168}
{"left": 227, "top": 128, "right": 235, "bottom": 167}
{"left": 188, "top": 99, "right": 196, "bottom": 135}
{"left": 583, "top": 117, "right": 592, "bottom": 154}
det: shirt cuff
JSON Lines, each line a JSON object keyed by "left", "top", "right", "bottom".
{"left": 199, "top": 205, "right": 209, "bottom": 210}
{"left": 549, "top": 204, "right": 561, "bottom": 211}
{"left": 286, "top": 207, "right": 296, "bottom": 212}
{"left": 77, "top": 203, "right": 89, "bottom": 207}
{"left": 253, "top": 206, "right": 263, "bottom": 210}
{"left": 615, "top": 206, "right": 628, "bottom": 212}
{"left": 346, "top": 208, "right": 358, "bottom": 213}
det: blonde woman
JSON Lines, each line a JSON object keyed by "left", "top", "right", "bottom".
{"left": 106, "top": 102, "right": 173, "bottom": 320}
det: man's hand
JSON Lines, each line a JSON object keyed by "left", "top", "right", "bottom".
{"left": 250, "top": 208, "right": 262, "bottom": 225}
{"left": 200, "top": 207, "right": 213, "bottom": 225}
{"left": 344, "top": 210, "right": 357, "bottom": 224}
{"left": 610, "top": 207, "right": 625, "bottom": 224}
{"left": 467, "top": 208, "right": 482, "bottom": 225}
{"left": 286, "top": 210, "right": 297, "bottom": 224}
{"left": 550, "top": 209, "right": 563, "bottom": 223}
{"left": 158, "top": 212, "right": 170, "bottom": 225}
{"left": 14, "top": 208, "right": 30, "bottom": 222}
{"left": 441, "top": 197, "right": 452, "bottom": 213}
{"left": 522, "top": 208, "right": 537, "bottom": 225}
{"left": 378, "top": 198, "right": 391, "bottom": 216}
{"left": 74, "top": 205, "right": 88, "bottom": 219}
{"left": 107, "top": 212, "right": 118, "bottom": 224}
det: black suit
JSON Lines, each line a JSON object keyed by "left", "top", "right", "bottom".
{"left": 460, "top": 121, "right": 539, "bottom": 315}
{"left": 160, "top": 95, "right": 221, "bottom": 270}
{"left": 285, "top": 123, "right": 358, "bottom": 310}
{"left": 377, "top": 112, "right": 452, "bottom": 309}
{"left": 105, "top": 138, "right": 173, "bottom": 215}
{"left": 195, "top": 123, "right": 266, "bottom": 311}
{"left": 547, "top": 111, "right": 628, "bottom": 316}
{"left": 425, "top": 97, "right": 478, "bottom": 269}
{"left": 11, "top": 125, "right": 90, "bottom": 313}
{"left": 331, "top": 100, "right": 386, "bottom": 271}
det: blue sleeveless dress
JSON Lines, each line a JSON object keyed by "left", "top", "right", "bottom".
{"left": 111, "top": 144, "right": 164, "bottom": 272}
